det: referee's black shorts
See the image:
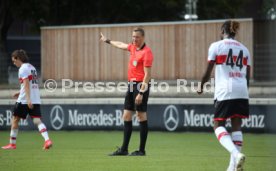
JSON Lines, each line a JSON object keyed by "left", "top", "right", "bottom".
{"left": 13, "top": 102, "right": 42, "bottom": 119}
{"left": 214, "top": 99, "right": 249, "bottom": 121}
{"left": 124, "top": 82, "right": 150, "bottom": 112}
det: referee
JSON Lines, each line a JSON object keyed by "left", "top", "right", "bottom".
{"left": 100, "top": 27, "right": 154, "bottom": 156}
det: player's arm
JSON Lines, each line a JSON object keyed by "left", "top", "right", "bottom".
{"left": 135, "top": 67, "right": 151, "bottom": 105}
{"left": 140, "top": 67, "right": 151, "bottom": 92}
{"left": 198, "top": 62, "right": 215, "bottom": 94}
{"left": 100, "top": 32, "right": 128, "bottom": 50}
{"left": 23, "top": 79, "right": 33, "bottom": 109}
{"left": 246, "top": 66, "right": 250, "bottom": 88}
{"left": 13, "top": 92, "right": 20, "bottom": 99}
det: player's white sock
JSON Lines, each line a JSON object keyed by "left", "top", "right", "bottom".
{"left": 229, "top": 131, "right": 243, "bottom": 168}
{"left": 215, "top": 127, "right": 239, "bottom": 156}
{"left": 38, "top": 123, "right": 49, "bottom": 141}
{"left": 10, "top": 129, "right": 19, "bottom": 144}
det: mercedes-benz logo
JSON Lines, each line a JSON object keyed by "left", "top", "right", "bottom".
{"left": 50, "top": 105, "right": 65, "bottom": 130}
{"left": 163, "top": 105, "right": 179, "bottom": 131}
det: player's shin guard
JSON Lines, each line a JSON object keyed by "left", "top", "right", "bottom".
{"left": 232, "top": 131, "right": 243, "bottom": 151}
{"left": 38, "top": 123, "right": 49, "bottom": 141}
{"left": 139, "top": 120, "right": 148, "bottom": 152}
{"left": 121, "top": 121, "right": 132, "bottom": 152}
{"left": 215, "top": 127, "right": 239, "bottom": 155}
{"left": 10, "top": 129, "right": 19, "bottom": 144}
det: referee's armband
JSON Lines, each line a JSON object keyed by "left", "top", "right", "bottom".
{"left": 105, "top": 39, "right": 111, "bottom": 44}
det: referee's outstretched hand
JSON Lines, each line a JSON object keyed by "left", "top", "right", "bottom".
{"left": 100, "top": 32, "right": 107, "bottom": 42}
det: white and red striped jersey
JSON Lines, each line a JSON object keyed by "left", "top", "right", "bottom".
{"left": 208, "top": 38, "right": 251, "bottom": 101}
{"left": 17, "top": 63, "right": 41, "bottom": 104}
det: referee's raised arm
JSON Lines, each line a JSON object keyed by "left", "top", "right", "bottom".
{"left": 100, "top": 32, "right": 128, "bottom": 50}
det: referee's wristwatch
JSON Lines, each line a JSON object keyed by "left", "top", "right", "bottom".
{"left": 139, "top": 91, "right": 144, "bottom": 95}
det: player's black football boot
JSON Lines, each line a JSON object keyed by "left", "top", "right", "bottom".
{"left": 129, "top": 150, "right": 146, "bottom": 156}
{"left": 109, "top": 147, "right": 128, "bottom": 156}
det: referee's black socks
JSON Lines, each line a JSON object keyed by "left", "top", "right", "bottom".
{"left": 121, "top": 121, "right": 132, "bottom": 152}
{"left": 139, "top": 120, "right": 148, "bottom": 152}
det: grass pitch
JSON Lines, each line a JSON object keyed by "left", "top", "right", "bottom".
{"left": 0, "top": 131, "right": 275, "bottom": 171}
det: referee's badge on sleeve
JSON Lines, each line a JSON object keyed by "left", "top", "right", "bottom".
{"left": 133, "top": 60, "right": 137, "bottom": 67}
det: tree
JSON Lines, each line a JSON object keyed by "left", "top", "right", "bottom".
{"left": 0, "top": 0, "right": 49, "bottom": 83}
{"left": 197, "top": 0, "right": 249, "bottom": 19}
{"left": 0, "top": 0, "right": 186, "bottom": 84}
{"left": 45, "top": 0, "right": 186, "bottom": 25}
{"left": 0, "top": 0, "right": 274, "bottom": 84}
{"left": 197, "top": 0, "right": 276, "bottom": 20}
{"left": 0, "top": 0, "right": 13, "bottom": 83}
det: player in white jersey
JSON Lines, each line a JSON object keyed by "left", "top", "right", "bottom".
{"left": 198, "top": 20, "right": 250, "bottom": 171}
{"left": 2, "top": 49, "right": 53, "bottom": 150}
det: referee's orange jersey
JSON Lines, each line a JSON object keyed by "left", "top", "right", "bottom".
{"left": 127, "top": 43, "right": 154, "bottom": 82}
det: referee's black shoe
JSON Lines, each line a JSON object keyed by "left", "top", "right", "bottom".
{"left": 129, "top": 150, "right": 146, "bottom": 156}
{"left": 109, "top": 147, "right": 128, "bottom": 156}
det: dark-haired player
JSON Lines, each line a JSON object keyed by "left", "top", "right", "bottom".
{"left": 2, "top": 49, "right": 53, "bottom": 150}
{"left": 198, "top": 20, "right": 251, "bottom": 171}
